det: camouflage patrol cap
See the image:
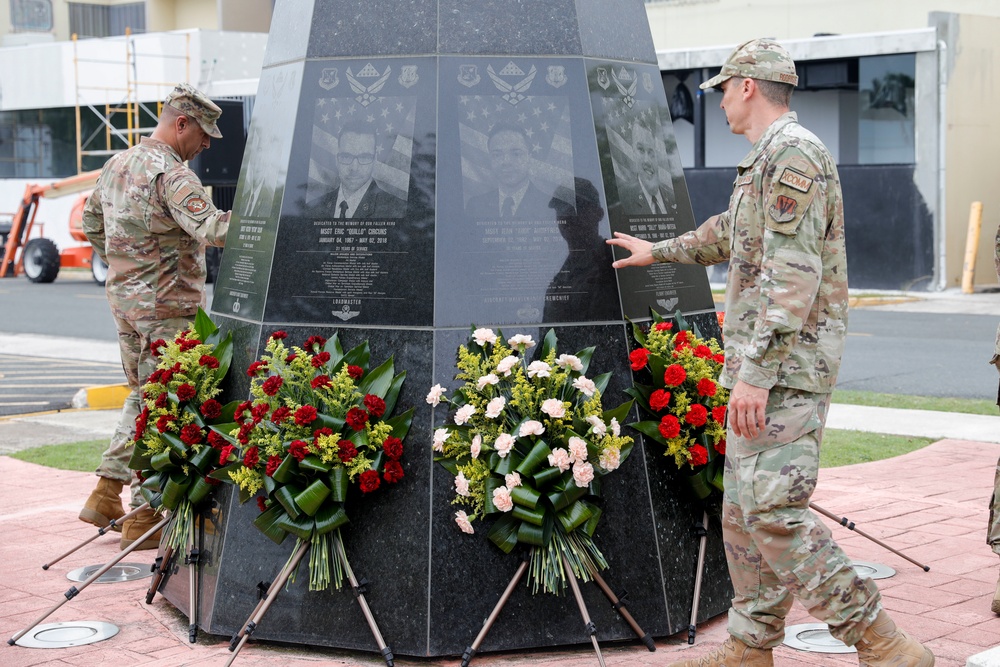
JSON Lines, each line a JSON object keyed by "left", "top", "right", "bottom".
{"left": 700, "top": 38, "right": 799, "bottom": 90}
{"left": 164, "top": 83, "right": 223, "bottom": 139}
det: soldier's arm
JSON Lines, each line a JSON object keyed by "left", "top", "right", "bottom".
{"left": 738, "top": 145, "right": 830, "bottom": 390}
{"left": 607, "top": 213, "right": 731, "bottom": 268}
{"left": 159, "top": 166, "right": 231, "bottom": 247}
{"left": 81, "top": 177, "right": 108, "bottom": 264}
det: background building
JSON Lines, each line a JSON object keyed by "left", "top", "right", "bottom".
{"left": 648, "top": 0, "right": 1000, "bottom": 290}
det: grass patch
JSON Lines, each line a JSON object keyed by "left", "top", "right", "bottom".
{"left": 821, "top": 430, "right": 934, "bottom": 468}
{"left": 832, "top": 390, "right": 997, "bottom": 416}
{"left": 6, "top": 439, "right": 105, "bottom": 472}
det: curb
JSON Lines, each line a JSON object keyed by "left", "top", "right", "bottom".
{"left": 72, "top": 384, "right": 129, "bottom": 410}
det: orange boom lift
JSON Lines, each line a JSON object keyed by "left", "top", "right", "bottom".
{"left": 0, "top": 170, "right": 104, "bottom": 284}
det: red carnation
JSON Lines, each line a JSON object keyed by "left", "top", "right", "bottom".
{"left": 663, "top": 364, "right": 687, "bottom": 387}
{"left": 649, "top": 389, "right": 671, "bottom": 412}
{"left": 347, "top": 365, "right": 364, "bottom": 380}
{"left": 304, "top": 335, "right": 327, "bottom": 352}
{"left": 262, "top": 376, "right": 283, "bottom": 396}
{"left": 359, "top": 469, "right": 381, "bottom": 493}
{"left": 156, "top": 414, "right": 176, "bottom": 433}
{"left": 674, "top": 330, "right": 690, "bottom": 345}
{"left": 178, "top": 338, "right": 199, "bottom": 351}
{"left": 171, "top": 362, "right": 182, "bottom": 373}
{"left": 289, "top": 439, "right": 310, "bottom": 461}
{"left": 160, "top": 369, "right": 174, "bottom": 384}
{"left": 689, "top": 444, "right": 708, "bottom": 467}
{"left": 265, "top": 455, "right": 282, "bottom": 477}
{"left": 200, "top": 399, "right": 222, "bottom": 419}
{"left": 311, "top": 351, "right": 331, "bottom": 368}
{"left": 237, "top": 422, "right": 253, "bottom": 445}
{"left": 180, "top": 423, "right": 203, "bottom": 445}
{"left": 246, "top": 360, "right": 268, "bottom": 377}
{"left": 337, "top": 440, "right": 358, "bottom": 463}
{"left": 383, "top": 460, "right": 404, "bottom": 484}
{"left": 150, "top": 339, "right": 167, "bottom": 357}
{"left": 697, "top": 378, "right": 717, "bottom": 397}
{"left": 235, "top": 400, "right": 252, "bottom": 423}
{"left": 134, "top": 408, "right": 149, "bottom": 440}
{"left": 685, "top": 404, "right": 708, "bottom": 427}
{"left": 714, "top": 438, "right": 727, "bottom": 455}
{"left": 294, "top": 405, "right": 318, "bottom": 426}
{"left": 243, "top": 446, "right": 260, "bottom": 468}
{"left": 364, "top": 394, "right": 386, "bottom": 419}
{"left": 694, "top": 345, "right": 713, "bottom": 359}
{"left": 311, "top": 374, "right": 331, "bottom": 389}
{"left": 712, "top": 405, "right": 727, "bottom": 424}
{"left": 285, "top": 353, "right": 298, "bottom": 363}
{"left": 658, "top": 415, "right": 681, "bottom": 439}
{"left": 629, "top": 348, "right": 650, "bottom": 371}
{"left": 256, "top": 496, "right": 268, "bottom": 513}
{"left": 176, "top": 383, "right": 196, "bottom": 401}
{"left": 270, "top": 330, "right": 288, "bottom": 340}
{"left": 219, "top": 444, "right": 236, "bottom": 465}
{"left": 346, "top": 407, "right": 369, "bottom": 431}
{"left": 383, "top": 436, "right": 403, "bottom": 460}
{"left": 208, "top": 430, "right": 228, "bottom": 449}
{"left": 155, "top": 393, "right": 168, "bottom": 409}
{"left": 199, "top": 355, "right": 219, "bottom": 368}
{"left": 713, "top": 353, "right": 725, "bottom": 365}
{"left": 313, "top": 427, "right": 334, "bottom": 446}
{"left": 148, "top": 369, "right": 163, "bottom": 384}
{"left": 654, "top": 322, "right": 673, "bottom": 332}
{"left": 271, "top": 406, "right": 291, "bottom": 424}
{"left": 251, "top": 402, "right": 270, "bottom": 423}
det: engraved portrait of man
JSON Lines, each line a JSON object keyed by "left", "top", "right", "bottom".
{"left": 615, "top": 116, "right": 676, "bottom": 216}
{"left": 315, "top": 120, "right": 406, "bottom": 220}
{"left": 465, "top": 123, "right": 553, "bottom": 221}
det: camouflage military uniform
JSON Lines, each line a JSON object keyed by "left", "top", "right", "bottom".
{"left": 83, "top": 135, "right": 228, "bottom": 507}
{"left": 652, "top": 111, "right": 881, "bottom": 646}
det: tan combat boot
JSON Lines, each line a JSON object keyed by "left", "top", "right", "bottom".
{"left": 668, "top": 636, "right": 773, "bottom": 667}
{"left": 78, "top": 476, "right": 125, "bottom": 529}
{"left": 120, "top": 507, "right": 163, "bottom": 551}
{"left": 855, "top": 610, "right": 934, "bottom": 666}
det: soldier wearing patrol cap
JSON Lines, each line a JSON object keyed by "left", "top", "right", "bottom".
{"left": 80, "top": 82, "right": 230, "bottom": 550}
{"left": 608, "top": 38, "right": 934, "bottom": 667}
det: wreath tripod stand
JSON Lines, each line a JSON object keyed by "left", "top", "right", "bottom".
{"left": 225, "top": 532, "right": 394, "bottom": 667}
{"left": 461, "top": 551, "right": 655, "bottom": 667}
{"left": 144, "top": 507, "right": 210, "bottom": 643}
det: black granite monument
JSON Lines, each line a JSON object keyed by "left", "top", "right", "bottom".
{"left": 160, "top": 0, "right": 732, "bottom": 657}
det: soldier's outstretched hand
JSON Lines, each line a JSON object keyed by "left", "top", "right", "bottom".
{"left": 607, "top": 232, "right": 655, "bottom": 269}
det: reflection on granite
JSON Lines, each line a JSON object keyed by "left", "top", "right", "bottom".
{"left": 174, "top": 0, "right": 732, "bottom": 657}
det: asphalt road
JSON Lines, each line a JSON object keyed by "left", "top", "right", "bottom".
{"left": 0, "top": 270, "right": 997, "bottom": 406}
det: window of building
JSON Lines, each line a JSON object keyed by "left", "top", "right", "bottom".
{"left": 69, "top": 2, "right": 146, "bottom": 38}
{"left": 668, "top": 52, "right": 916, "bottom": 169}
{"left": 10, "top": 0, "right": 53, "bottom": 32}
{"left": 0, "top": 108, "right": 81, "bottom": 178}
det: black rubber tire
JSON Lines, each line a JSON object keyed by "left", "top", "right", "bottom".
{"left": 91, "top": 250, "right": 108, "bottom": 286}
{"left": 23, "top": 237, "right": 60, "bottom": 283}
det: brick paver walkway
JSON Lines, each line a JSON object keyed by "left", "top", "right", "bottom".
{"left": 1, "top": 438, "right": 998, "bottom": 666}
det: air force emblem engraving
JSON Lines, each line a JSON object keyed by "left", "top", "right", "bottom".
{"left": 332, "top": 305, "right": 360, "bottom": 322}
{"left": 319, "top": 68, "right": 339, "bottom": 91}
{"left": 398, "top": 65, "right": 419, "bottom": 88}
{"left": 546, "top": 65, "right": 567, "bottom": 88}
{"left": 487, "top": 63, "right": 537, "bottom": 105}
{"left": 458, "top": 64, "right": 480, "bottom": 87}
{"left": 346, "top": 64, "right": 391, "bottom": 106}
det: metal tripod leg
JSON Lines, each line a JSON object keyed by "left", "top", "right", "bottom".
{"left": 461, "top": 557, "right": 529, "bottom": 667}
{"left": 687, "top": 510, "right": 709, "bottom": 645}
{"left": 810, "top": 502, "right": 931, "bottom": 571}
{"left": 43, "top": 502, "right": 151, "bottom": 570}
{"left": 225, "top": 539, "right": 310, "bottom": 666}
{"left": 145, "top": 544, "right": 175, "bottom": 605}
{"left": 8, "top": 515, "right": 170, "bottom": 646}
{"left": 563, "top": 554, "right": 606, "bottom": 667}
{"left": 586, "top": 566, "right": 655, "bottom": 651}
{"left": 185, "top": 518, "right": 199, "bottom": 643}
{"left": 335, "top": 533, "right": 394, "bottom": 667}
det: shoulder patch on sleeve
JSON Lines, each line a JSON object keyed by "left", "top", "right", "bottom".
{"left": 778, "top": 167, "right": 813, "bottom": 193}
